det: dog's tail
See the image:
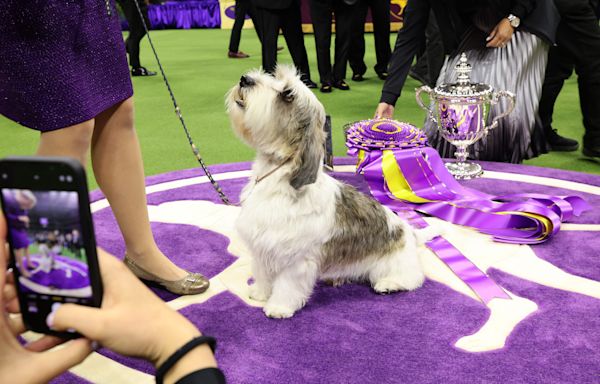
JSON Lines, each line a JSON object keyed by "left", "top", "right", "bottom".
{"left": 414, "top": 224, "right": 445, "bottom": 246}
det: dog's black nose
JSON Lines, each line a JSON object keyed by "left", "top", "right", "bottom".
{"left": 240, "top": 75, "right": 255, "bottom": 88}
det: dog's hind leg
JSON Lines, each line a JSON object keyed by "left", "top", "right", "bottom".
{"left": 370, "top": 240, "right": 425, "bottom": 294}
{"left": 263, "top": 258, "right": 319, "bottom": 318}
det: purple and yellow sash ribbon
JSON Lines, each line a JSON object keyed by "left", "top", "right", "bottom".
{"left": 346, "top": 119, "right": 589, "bottom": 303}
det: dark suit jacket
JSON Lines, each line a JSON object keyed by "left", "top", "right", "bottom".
{"left": 521, "top": 0, "right": 560, "bottom": 44}
{"left": 253, "top": 0, "right": 292, "bottom": 9}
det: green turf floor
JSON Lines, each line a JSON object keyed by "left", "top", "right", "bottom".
{"left": 1, "top": 29, "right": 598, "bottom": 190}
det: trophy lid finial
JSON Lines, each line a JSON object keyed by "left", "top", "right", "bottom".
{"left": 434, "top": 52, "right": 492, "bottom": 97}
{"left": 455, "top": 53, "right": 472, "bottom": 85}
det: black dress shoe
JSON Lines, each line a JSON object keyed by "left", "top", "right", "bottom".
{"left": 320, "top": 83, "right": 333, "bottom": 93}
{"left": 333, "top": 80, "right": 350, "bottom": 90}
{"left": 376, "top": 71, "right": 388, "bottom": 80}
{"left": 302, "top": 78, "right": 318, "bottom": 89}
{"left": 583, "top": 145, "right": 600, "bottom": 158}
{"left": 131, "top": 67, "right": 157, "bottom": 76}
{"left": 546, "top": 128, "right": 579, "bottom": 152}
{"left": 351, "top": 73, "right": 365, "bottom": 82}
{"left": 228, "top": 50, "right": 250, "bottom": 58}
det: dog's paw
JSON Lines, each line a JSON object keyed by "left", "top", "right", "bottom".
{"left": 373, "top": 279, "right": 406, "bottom": 294}
{"left": 263, "top": 303, "right": 296, "bottom": 319}
{"left": 373, "top": 275, "right": 424, "bottom": 294}
{"left": 249, "top": 284, "right": 269, "bottom": 302}
{"left": 415, "top": 224, "right": 445, "bottom": 245}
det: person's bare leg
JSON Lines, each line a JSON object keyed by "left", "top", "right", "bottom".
{"left": 36, "top": 119, "right": 95, "bottom": 166}
{"left": 91, "top": 98, "right": 188, "bottom": 280}
{"left": 15, "top": 249, "right": 30, "bottom": 277}
{"left": 25, "top": 247, "right": 33, "bottom": 268}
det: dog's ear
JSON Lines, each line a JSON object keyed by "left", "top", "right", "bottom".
{"left": 280, "top": 87, "right": 295, "bottom": 103}
{"left": 289, "top": 115, "right": 325, "bottom": 190}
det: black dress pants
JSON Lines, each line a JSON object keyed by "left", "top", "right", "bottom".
{"left": 228, "top": 0, "right": 260, "bottom": 53}
{"left": 119, "top": 0, "right": 149, "bottom": 69}
{"left": 254, "top": 0, "right": 312, "bottom": 80}
{"left": 310, "top": 0, "right": 355, "bottom": 84}
{"left": 349, "top": 0, "right": 391, "bottom": 76}
{"left": 538, "top": 0, "right": 600, "bottom": 148}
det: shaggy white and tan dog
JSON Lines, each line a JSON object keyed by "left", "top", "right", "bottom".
{"left": 226, "top": 66, "right": 435, "bottom": 318}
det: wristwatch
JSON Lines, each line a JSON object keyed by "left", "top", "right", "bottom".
{"left": 507, "top": 14, "right": 521, "bottom": 28}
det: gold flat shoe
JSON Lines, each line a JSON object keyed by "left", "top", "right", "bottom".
{"left": 123, "top": 256, "right": 209, "bottom": 295}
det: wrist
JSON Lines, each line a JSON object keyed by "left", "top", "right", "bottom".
{"left": 507, "top": 14, "right": 520, "bottom": 28}
{"left": 153, "top": 314, "right": 202, "bottom": 367}
{"left": 154, "top": 330, "right": 201, "bottom": 368}
{"left": 162, "top": 344, "right": 218, "bottom": 384}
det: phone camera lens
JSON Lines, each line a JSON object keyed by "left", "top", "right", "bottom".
{"left": 33, "top": 175, "right": 40, "bottom": 180}
{"left": 66, "top": 175, "right": 73, "bottom": 183}
{"left": 59, "top": 175, "right": 65, "bottom": 182}
{"left": 1, "top": 173, "right": 7, "bottom": 179}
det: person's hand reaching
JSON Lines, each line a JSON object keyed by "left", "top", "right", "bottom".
{"left": 375, "top": 102, "right": 395, "bottom": 119}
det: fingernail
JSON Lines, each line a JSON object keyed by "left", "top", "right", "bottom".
{"left": 486, "top": 36, "right": 491, "bottom": 41}
{"left": 46, "top": 312, "right": 55, "bottom": 329}
{"left": 46, "top": 302, "right": 62, "bottom": 330}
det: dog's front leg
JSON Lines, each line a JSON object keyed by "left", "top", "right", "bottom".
{"left": 249, "top": 257, "right": 273, "bottom": 302}
{"left": 264, "top": 258, "right": 319, "bottom": 319}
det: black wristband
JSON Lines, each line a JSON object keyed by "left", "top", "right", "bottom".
{"left": 155, "top": 335, "right": 217, "bottom": 384}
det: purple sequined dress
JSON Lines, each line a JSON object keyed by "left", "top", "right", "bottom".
{"left": 2, "top": 191, "right": 31, "bottom": 250}
{"left": 0, "top": 1, "right": 134, "bottom": 132}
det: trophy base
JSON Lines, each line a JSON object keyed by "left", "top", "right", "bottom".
{"left": 445, "top": 161, "right": 483, "bottom": 180}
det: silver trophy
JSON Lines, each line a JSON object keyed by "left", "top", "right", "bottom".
{"left": 416, "top": 53, "right": 516, "bottom": 179}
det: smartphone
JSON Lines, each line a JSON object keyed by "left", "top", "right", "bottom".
{"left": 0, "top": 156, "right": 103, "bottom": 337}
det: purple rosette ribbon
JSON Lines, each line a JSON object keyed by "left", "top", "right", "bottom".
{"left": 345, "top": 118, "right": 590, "bottom": 303}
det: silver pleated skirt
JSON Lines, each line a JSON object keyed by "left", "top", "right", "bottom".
{"left": 423, "top": 27, "right": 550, "bottom": 163}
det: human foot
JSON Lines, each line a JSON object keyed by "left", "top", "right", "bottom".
{"left": 124, "top": 251, "right": 209, "bottom": 295}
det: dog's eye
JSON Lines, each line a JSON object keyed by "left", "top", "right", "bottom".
{"left": 280, "top": 88, "right": 294, "bottom": 103}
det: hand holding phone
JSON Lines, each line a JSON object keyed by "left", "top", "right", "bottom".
{"left": 0, "top": 157, "right": 219, "bottom": 383}
{"left": 0, "top": 213, "right": 94, "bottom": 384}
{"left": 0, "top": 157, "right": 103, "bottom": 337}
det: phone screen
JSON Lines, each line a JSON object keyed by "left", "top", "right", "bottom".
{"left": 2, "top": 189, "right": 93, "bottom": 305}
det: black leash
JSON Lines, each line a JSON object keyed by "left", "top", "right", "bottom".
{"left": 118, "top": 0, "right": 233, "bottom": 205}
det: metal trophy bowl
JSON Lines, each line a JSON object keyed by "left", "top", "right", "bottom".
{"left": 416, "top": 53, "right": 516, "bottom": 179}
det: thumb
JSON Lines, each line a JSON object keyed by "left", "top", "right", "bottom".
{"left": 486, "top": 26, "right": 498, "bottom": 41}
{"left": 32, "top": 338, "right": 93, "bottom": 382}
{"left": 49, "top": 303, "right": 106, "bottom": 340}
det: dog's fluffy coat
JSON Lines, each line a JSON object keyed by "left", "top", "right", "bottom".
{"left": 226, "top": 66, "right": 432, "bottom": 318}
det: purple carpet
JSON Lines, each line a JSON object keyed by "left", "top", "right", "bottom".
{"left": 53, "top": 159, "right": 600, "bottom": 383}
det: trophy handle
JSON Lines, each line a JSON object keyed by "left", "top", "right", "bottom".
{"left": 415, "top": 86, "right": 438, "bottom": 125}
{"left": 487, "top": 90, "right": 516, "bottom": 131}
